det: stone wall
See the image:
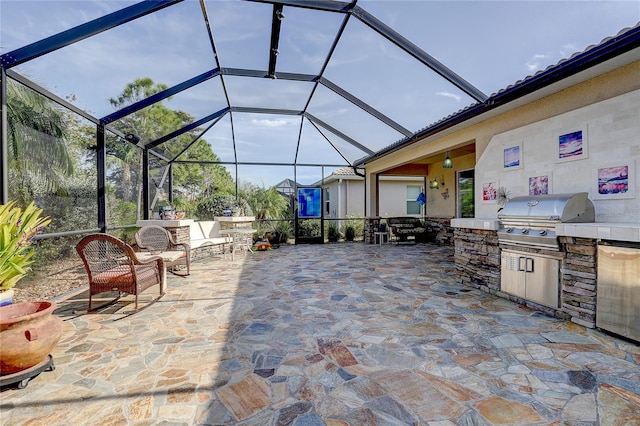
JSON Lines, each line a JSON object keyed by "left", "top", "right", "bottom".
{"left": 191, "top": 243, "right": 227, "bottom": 261}
{"left": 454, "top": 228, "right": 500, "bottom": 292}
{"left": 165, "top": 225, "right": 190, "bottom": 245}
{"left": 425, "top": 217, "right": 454, "bottom": 246}
{"left": 162, "top": 225, "right": 227, "bottom": 261}
{"left": 559, "top": 236, "right": 597, "bottom": 328}
{"left": 365, "top": 217, "right": 382, "bottom": 244}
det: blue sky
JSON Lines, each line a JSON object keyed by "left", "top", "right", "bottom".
{"left": 1, "top": 0, "right": 639, "bottom": 186}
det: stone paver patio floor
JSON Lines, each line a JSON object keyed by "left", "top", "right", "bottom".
{"left": 1, "top": 243, "right": 639, "bottom": 425}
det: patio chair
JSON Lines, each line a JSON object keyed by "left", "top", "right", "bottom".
{"left": 76, "top": 233, "right": 165, "bottom": 312}
{"left": 134, "top": 225, "right": 190, "bottom": 275}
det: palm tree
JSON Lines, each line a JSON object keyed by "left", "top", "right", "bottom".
{"left": 6, "top": 79, "right": 73, "bottom": 204}
{"left": 241, "top": 183, "right": 289, "bottom": 220}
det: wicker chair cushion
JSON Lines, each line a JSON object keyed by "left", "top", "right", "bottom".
{"left": 93, "top": 264, "right": 159, "bottom": 285}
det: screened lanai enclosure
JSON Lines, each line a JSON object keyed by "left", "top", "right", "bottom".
{"left": 1, "top": 0, "right": 638, "bottom": 238}
{"left": 1, "top": 0, "right": 488, "bottom": 238}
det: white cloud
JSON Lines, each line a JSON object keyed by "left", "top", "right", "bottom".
{"left": 560, "top": 43, "right": 578, "bottom": 57}
{"left": 251, "top": 118, "right": 291, "bottom": 127}
{"left": 525, "top": 54, "right": 547, "bottom": 73}
{"left": 436, "top": 91, "right": 461, "bottom": 102}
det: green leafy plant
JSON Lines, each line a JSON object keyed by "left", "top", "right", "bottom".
{"left": 345, "top": 225, "right": 356, "bottom": 241}
{"left": 327, "top": 222, "right": 340, "bottom": 242}
{"left": 343, "top": 215, "right": 365, "bottom": 240}
{"left": 0, "top": 201, "right": 51, "bottom": 291}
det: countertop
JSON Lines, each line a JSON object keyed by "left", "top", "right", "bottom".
{"left": 451, "top": 218, "right": 640, "bottom": 242}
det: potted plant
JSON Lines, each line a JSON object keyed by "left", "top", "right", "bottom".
{"left": 327, "top": 223, "right": 340, "bottom": 242}
{"left": 0, "top": 201, "right": 64, "bottom": 378}
{"left": 345, "top": 225, "right": 356, "bottom": 241}
{"left": 0, "top": 201, "right": 51, "bottom": 305}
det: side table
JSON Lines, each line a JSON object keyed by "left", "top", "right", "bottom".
{"left": 374, "top": 231, "right": 389, "bottom": 245}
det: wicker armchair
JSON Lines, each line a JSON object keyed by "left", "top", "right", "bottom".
{"left": 76, "top": 233, "right": 165, "bottom": 311}
{"left": 134, "top": 225, "right": 190, "bottom": 275}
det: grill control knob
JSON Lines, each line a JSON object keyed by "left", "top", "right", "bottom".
{"left": 521, "top": 229, "right": 529, "bottom": 234}
{"left": 506, "top": 228, "right": 513, "bottom": 233}
{"left": 539, "top": 230, "right": 547, "bottom": 236}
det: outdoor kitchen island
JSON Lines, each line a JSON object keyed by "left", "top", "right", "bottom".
{"left": 452, "top": 216, "right": 640, "bottom": 342}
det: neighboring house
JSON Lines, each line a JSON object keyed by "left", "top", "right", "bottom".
{"left": 318, "top": 167, "right": 426, "bottom": 222}
{"left": 274, "top": 178, "right": 297, "bottom": 198}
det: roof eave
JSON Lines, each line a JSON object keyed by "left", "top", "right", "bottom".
{"left": 355, "top": 24, "right": 640, "bottom": 167}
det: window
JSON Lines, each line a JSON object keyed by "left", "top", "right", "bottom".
{"left": 457, "top": 169, "right": 475, "bottom": 218}
{"left": 325, "top": 189, "right": 330, "bottom": 215}
{"left": 406, "top": 185, "right": 421, "bottom": 215}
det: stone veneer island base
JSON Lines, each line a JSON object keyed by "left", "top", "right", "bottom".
{"left": 452, "top": 218, "right": 640, "bottom": 332}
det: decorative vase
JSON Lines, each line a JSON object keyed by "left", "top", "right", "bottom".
{"left": 0, "top": 288, "right": 15, "bottom": 307}
{"left": 0, "top": 301, "right": 64, "bottom": 375}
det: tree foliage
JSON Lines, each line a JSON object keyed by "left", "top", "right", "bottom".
{"left": 6, "top": 79, "right": 73, "bottom": 204}
{"left": 107, "top": 78, "right": 235, "bottom": 218}
{"left": 239, "top": 182, "right": 290, "bottom": 220}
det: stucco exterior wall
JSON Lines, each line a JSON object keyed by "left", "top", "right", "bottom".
{"left": 325, "top": 179, "right": 366, "bottom": 219}
{"left": 343, "top": 179, "right": 365, "bottom": 217}
{"left": 425, "top": 152, "right": 476, "bottom": 218}
{"left": 476, "top": 89, "right": 640, "bottom": 221}
{"left": 378, "top": 177, "right": 425, "bottom": 217}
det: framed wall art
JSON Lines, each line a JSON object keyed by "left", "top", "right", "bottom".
{"left": 529, "top": 174, "right": 551, "bottom": 195}
{"left": 482, "top": 182, "right": 498, "bottom": 202}
{"left": 557, "top": 128, "right": 588, "bottom": 162}
{"left": 503, "top": 144, "right": 522, "bottom": 170}
{"left": 593, "top": 162, "right": 634, "bottom": 200}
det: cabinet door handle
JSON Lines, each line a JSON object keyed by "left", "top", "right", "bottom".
{"left": 526, "top": 257, "right": 534, "bottom": 273}
{"left": 518, "top": 257, "right": 526, "bottom": 271}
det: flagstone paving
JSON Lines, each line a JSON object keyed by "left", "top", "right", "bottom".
{"left": 1, "top": 243, "right": 639, "bottom": 425}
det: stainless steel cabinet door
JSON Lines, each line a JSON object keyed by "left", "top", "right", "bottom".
{"left": 524, "top": 255, "right": 560, "bottom": 308}
{"left": 501, "top": 251, "right": 526, "bottom": 298}
{"left": 597, "top": 245, "right": 640, "bottom": 341}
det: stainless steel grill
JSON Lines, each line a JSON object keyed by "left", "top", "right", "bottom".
{"left": 498, "top": 192, "right": 595, "bottom": 250}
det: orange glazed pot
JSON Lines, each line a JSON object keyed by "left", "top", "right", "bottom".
{"left": 0, "top": 301, "right": 64, "bottom": 375}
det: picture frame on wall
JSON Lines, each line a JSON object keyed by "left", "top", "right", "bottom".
{"left": 529, "top": 174, "right": 551, "bottom": 195}
{"left": 482, "top": 182, "right": 497, "bottom": 202}
{"left": 557, "top": 128, "right": 588, "bottom": 162}
{"left": 503, "top": 144, "right": 522, "bottom": 170}
{"left": 593, "top": 162, "right": 634, "bottom": 200}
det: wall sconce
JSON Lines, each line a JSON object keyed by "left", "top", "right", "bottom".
{"left": 429, "top": 176, "right": 444, "bottom": 190}
{"left": 443, "top": 151, "right": 453, "bottom": 169}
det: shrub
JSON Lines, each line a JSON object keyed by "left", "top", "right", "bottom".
{"left": 345, "top": 226, "right": 355, "bottom": 241}
{"left": 298, "top": 219, "right": 320, "bottom": 237}
{"left": 194, "top": 193, "right": 237, "bottom": 220}
{"left": 343, "top": 215, "right": 364, "bottom": 240}
{"left": 327, "top": 223, "right": 340, "bottom": 242}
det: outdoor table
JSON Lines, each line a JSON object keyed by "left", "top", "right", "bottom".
{"left": 222, "top": 229, "right": 257, "bottom": 260}
{"left": 374, "top": 231, "right": 389, "bottom": 245}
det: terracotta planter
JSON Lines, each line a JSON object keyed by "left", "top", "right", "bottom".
{"left": 0, "top": 301, "right": 64, "bottom": 375}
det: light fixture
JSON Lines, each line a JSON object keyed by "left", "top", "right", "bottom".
{"left": 429, "top": 175, "right": 444, "bottom": 190}
{"left": 443, "top": 151, "right": 453, "bottom": 169}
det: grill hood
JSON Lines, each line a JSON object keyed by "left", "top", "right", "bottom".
{"left": 498, "top": 192, "right": 595, "bottom": 223}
